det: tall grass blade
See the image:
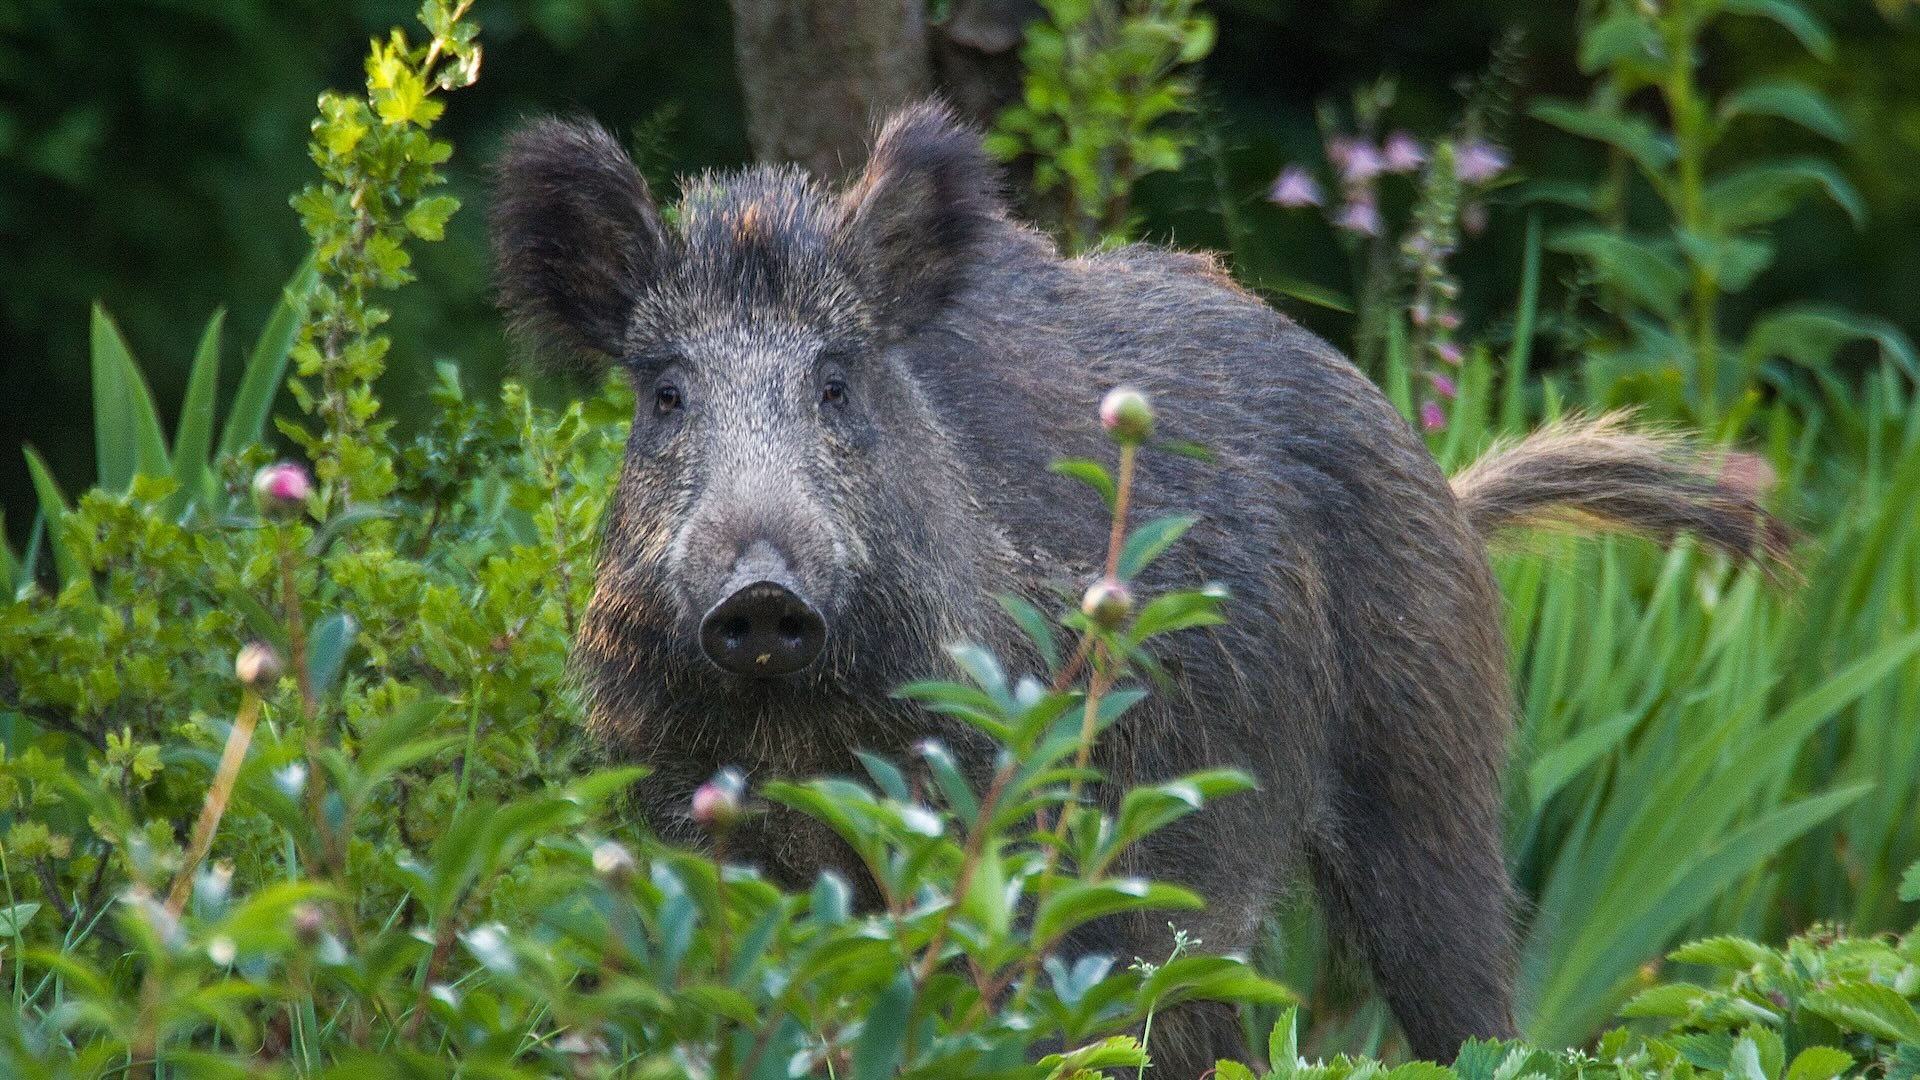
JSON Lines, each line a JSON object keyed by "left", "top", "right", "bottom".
{"left": 89, "top": 304, "right": 171, "bottom": 491}
{"left": 168, "top": 309, "right": 226, "bottom": 518}
{"left": 219, "top": 252, "right": 317, "bottom": 460}
{"left": 22, "top": 448, "right": 82, "bottom": 591}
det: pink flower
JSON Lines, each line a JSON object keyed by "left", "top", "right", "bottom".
{"left": 252, "top": 462, "right": 312, "bottom": 515}
{"left": 1437, "top": 310, "right": 1463, "bottom": 332}
{"left": 1421, "top": 400, "right": 1447, "bottom": 432}
{"left": 1327, "top": 137, "right": 1386, "bottom": 184}
{"left": 1268, "top": 165, "right": 1325, "bottom": 208}
{"left": 1335, "top": 198, "right": 1383, "bottom": 237}
{"left": 1454, "top": 139, "right": 1509, "bottom": 184}
{"left": 692, "top": 768, "right": 746, "bottom": 830}
{"left": 1428, "top": 371, "right": 1459, "bottom": 399}
{"left": 1461, "top": 201, "right": 1489, "bottom": 236}
{"left": 1434, "top": 340, "right": 1465, "bottom": 366}
{"left": 1382, "top": 131, "right": 1426, "bottom": 174}
{"left": 1410, "top": 302, "right": 1431, "bottom": 327}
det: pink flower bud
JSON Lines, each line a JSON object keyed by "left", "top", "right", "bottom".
{"left": 1421, "top": 400, "right": 1448, "bottom": 432}
{"left": 1099, "top": 387, "right": 1155, "bottom": 446}
{"left": 1434, "top": 341, "right": 1465, "bottom": 366}
{"left": 1080, "top": 578, "right": 1134, "bottom": 630}
{"left": 252, "top": 462, "right": 312, "bottom": 516}
{"left": 692, "top": 769, "right": 746, "bottom": 831}
{"left": 1338, "top": 142, "right": 1385, "bottom": 184}
{"left": 234, "top": 642, "right": 284, "bottom": 690}
{"left": 1267, "top": 165, "right": 1324, "bottom": 208}
{"left": 1428, "top": 372, "right": 1459, "bottom": 400}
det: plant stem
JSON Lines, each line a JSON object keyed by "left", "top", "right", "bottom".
{"left": 165, "top": 693, "right": 262, "bottom": 917}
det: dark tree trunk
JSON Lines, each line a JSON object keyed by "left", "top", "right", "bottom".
{"left": 729, "top": 0, "right": 1037, "bottom": 177}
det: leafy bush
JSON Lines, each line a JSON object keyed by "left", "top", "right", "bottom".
{"left": 1530, "top": 0, "right": 1917, "bottom": 426}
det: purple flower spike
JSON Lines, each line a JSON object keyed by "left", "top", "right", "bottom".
{"left": 1421, "top": 400, "right": 1448, "bottom": 432}
{"left": 1335, "top": 198, "right": 1383, "bottom": 237}
{"left": 1339, "top": 142, "right": 1385, "bottom": 184}
{"left": 1454, "top": 139, "right": 1509, "bottom": 184}
{"left": 1429, "top": 371, "right": 1459, "bottom": 399}
{"left": 1382, "top": 131, "right": 1426, "bottom": 174}
{"left": 1268, "top": 165, "right": 1324, "bottom": 208}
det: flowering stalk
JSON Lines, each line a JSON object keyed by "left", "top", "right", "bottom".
{"left": 164, "top": 659, "right": 271, "bottom": 917}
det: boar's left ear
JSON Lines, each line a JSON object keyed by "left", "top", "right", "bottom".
{"left": 837, "top": 101, "right": 1003, "bottom": 335}
{"left": 491, "top": 117, "right": 671, "bottom": 374}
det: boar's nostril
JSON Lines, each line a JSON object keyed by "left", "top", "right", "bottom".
{"left": 699, "top": 579, "right": 826, "bottom": 677}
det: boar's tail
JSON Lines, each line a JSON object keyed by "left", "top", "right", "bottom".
{"left": 1447, "top": 412, "right": 1795, "bottom": 568}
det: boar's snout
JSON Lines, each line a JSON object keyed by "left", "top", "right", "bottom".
{"left": 698, "top": 542, "right": 827, "bottom": 677}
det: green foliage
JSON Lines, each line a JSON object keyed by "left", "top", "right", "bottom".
{"left": 1531, "top": 0, "right": 1917, "bottom": 427}
{"left": 988, "top": 0, "right": 1216, "bottom": 252}
{"left": 282, "top": 0, "right": 481, "bottom": 515}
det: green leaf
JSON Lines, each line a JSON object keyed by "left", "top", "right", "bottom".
{"left": 1547, "top": 229, "right": 1686, "bottom": 322}
{"left": 1033, "top": 878, "right": 1201, "bottom": 944}
{"left": 0, "top": 901, "right": 42, "bottom": 936}
{"left": 1051, "top": 458, "right": 1117, "bottom": 511}
{"left": 0, "top": 511, "right": 16, "bottom": 595}
{"left": 220, "top": 252, "right": 318, "bottom": 459}
{"left": 1801, "top": 983, "right": 1920, "bottom": 1043}
{"left": 404, "top": 194, "right": 460, "bottom": 241}
{"left": 1269, "top": 1007, "right": 1300, "bottom": 1076}
{"left": 306, "top": 612, "right": 359, "bottom": 700}
{"left": 851, "top": 971, "right": 912, "bottom": 1080}
{"left": 1703, "top": 158, "right": 1865, "bottom": 232}
{"left": 1619, "top": 982, "right": 1709, "bottom": 1018}
{"left": 23, "top": 447, "right": 82, "bottom": 590}
{"left": 1784, "top": 1046, "right": 1854, "bottom": 1080}
{"left": 1530, "top": 99, "right": 1677, "bottom": 178}
{"left": 1668, "top": 935, "right": 1773, "bottom": 969}
{"left": 1743, "top": 305, "right": 1919, "bottom": 379}
{"left": 1717, "top": 81, "right": 1848, "bottom": 141}
{"left": 1579, "top": 8, "right": 1665, "bottom": 75}
{"left": 1117, "top": 514, "right": 1198, "bottom": 580}
{"left": 998, "top": 592, "right": 1060, "bottom": 670}
{"left": 1900, "top": 859, "right": 1920, "bottom": 902}
{"left": 91, "top": 303, "right": 172, "bottom": 490}
{"left": 169, "top": 309, "right": 226, "bottom": 517}
{"left": 1718, "top": 0, "right": 1834, "bottom": 60}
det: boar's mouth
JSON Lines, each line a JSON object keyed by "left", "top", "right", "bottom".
{"left": 697, "top": 543, "right": 828, "bottom": 677}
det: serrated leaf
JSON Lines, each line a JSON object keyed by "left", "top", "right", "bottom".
{"left": 1620, "top": 982, "right": 1710, "bottom": 1018}
{"left": 1803, "top": 983, "right": 1920, "bottom": 1043}
{"left": 1899, "top": 859, "right": 1920, "bottom": 902}
{"left": 1785, "top": 1046, "right": 1853, "bottom": 1080}
{"left": 1669, "top": 935, "right": 1773, "bottom": 969}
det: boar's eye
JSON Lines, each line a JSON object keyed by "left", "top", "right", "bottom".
{"left": 654, "top": 383, "right": 683, "bottom": 415}
{"left": 820, "top": 378, "right": 848, "bottom": 407}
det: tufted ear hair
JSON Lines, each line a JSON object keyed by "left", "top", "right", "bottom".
{"left": 491, "top": 117, "right": 671, "bottom": 373}
{"left": 836, "top": 100, "right": 1004, "bottom": 336}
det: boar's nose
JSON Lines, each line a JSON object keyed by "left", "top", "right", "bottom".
{"left": 699, "top": 544, "right": 827, "bottom": 677}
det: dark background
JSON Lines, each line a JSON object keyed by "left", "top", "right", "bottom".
{"left": 4, "top": 0, "right": 1916, "bottom": 546}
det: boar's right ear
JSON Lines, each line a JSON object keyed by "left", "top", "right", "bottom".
{"left": 837, "top": 101, "right": 1003, "bottom": 335}
{"left": 491, "top": 118, "right": 670, "bottom": 372}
